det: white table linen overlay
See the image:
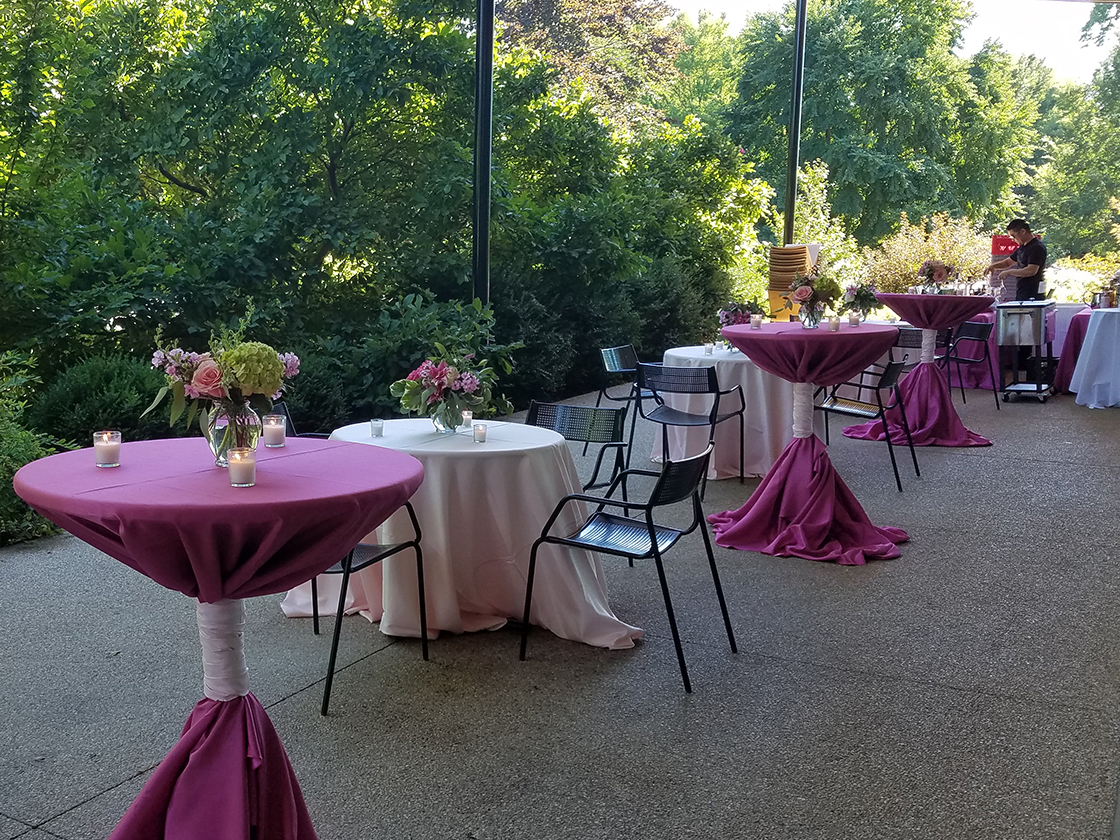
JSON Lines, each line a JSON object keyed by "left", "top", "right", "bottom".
{"left": 1070, "top": 309, "right": 1120, "bottom": 409}
{"left": 654, "top": 346, "right": 824, "bottom": 478}
{"left": 281, "top": 419, "right": 642, "bottom": 649}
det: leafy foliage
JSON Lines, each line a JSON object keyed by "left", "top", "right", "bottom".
{"left": 651, "top": 12, "right": 740, "bottom": 131}
{"left": 862, "top": 213, "right": 992, "bottom": 293}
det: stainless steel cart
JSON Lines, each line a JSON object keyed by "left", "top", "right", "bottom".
{"left": 996, "top": 300, "right": 1055, "bottom": 403}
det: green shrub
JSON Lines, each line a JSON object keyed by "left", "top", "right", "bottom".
{"left": 863, "top": 213, "right": 992, "bottom": 293}
{"left": 26, "top": 355, "right": 183, "bottom": 444}
{"left": 0, "top": 353, "right": 65, "bottom": 546}
{"left": 282, "top": 350, "right": 350, "bottom": 434}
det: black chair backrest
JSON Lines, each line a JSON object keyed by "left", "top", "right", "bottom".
{"left": 651, "top": 446, "right": 713, "bottom": 507}
{"left": 953, "top": 320, "right": 993, "bottom": 343}
{"left": 877, "top": 360, "right": 907, "bottom": 390}
{"left": 526, "top": 401, "right": 626, "bottom": 444}
{"left": 638, "top": 362, "right": 719, "bottom": 396}
{"left": 271, "top": 399, "right": 299, "bottom": 436}
{"left": 601, "top": 345, "right": 639, "bottom": 375}
{"left": 894, "top": 327, "right": 924, "bottom": 349}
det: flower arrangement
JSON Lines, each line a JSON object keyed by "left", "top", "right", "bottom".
{"left": 142, "top": 308, "right": 299, "bottom": 462}
{"left": 781, "top": 271, "right": 843, "bottom": 326}
{"left": 718, "top": 300, "right": 765, "bottom": 327}
{"left": 840, "top": 282, "right": 879, "bottom": 317}
{"left": 390, "top": 343, "right": 513, "bottom": 433}
{"left": 917, "top": 259, "right": 956, "bottom": 288}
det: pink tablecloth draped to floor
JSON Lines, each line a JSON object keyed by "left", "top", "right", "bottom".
{"left": 14, "top": 438, "right": 425, "bottom": 840}
{"left": 1053, "top": 308, "right": 1093, "bottom": 394}
{"left": 710, "top": 322, "right": 908, "bottom": 565}
{"left": 706, "top": 435, "right": 908, "bottom": 565}
{"left": 950, "top": 307, "right": 1058, "bottom": 391}
{"left": 845, "top": 293, "right": 994, "bottom": 447}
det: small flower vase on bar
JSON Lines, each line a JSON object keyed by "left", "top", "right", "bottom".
{"left": 797, "top": 304, "right": 824, "bottom": 329}
{"left": 203, "top": 399, "right": 262, "bottom": 466}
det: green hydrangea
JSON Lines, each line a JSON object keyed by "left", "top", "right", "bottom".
{"left": 223, "top": 341, "right": 283, "bottom": 396}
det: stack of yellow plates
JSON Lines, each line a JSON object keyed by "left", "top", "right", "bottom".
{"left": 768, "top": 245, "right": 813, "bottom": 291}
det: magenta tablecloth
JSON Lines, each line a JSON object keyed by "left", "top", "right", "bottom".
{"left": 710, "top": 322, "right": 907, "bottom": 565}
{"left": 1053, "top": 309, "right": 1093, "bottom": 394}
{"left": 14, "top": 437, "right": 425, "bottom": 840}
{"left": 844, "top": 293, "right": 994, "bottom": 447}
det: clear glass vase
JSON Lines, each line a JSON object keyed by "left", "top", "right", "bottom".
{"left": 203, "top": 399, "right": 262, "bottom": 467}
{"left": 797, "top": 304, "right": 824, "bottom": 329}
{"left": 430, "top": 403, "right": 464, "bottom": 435}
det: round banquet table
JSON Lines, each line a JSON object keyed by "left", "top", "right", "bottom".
{"left": 845, "top": 293, "right": 995, "bottom": 447}
{"left": 281, "top": 419, "right": 642, "bottom": 649}
{"left": 1070, "top": 309, "right": 1120, "bottom": 408}
{"left": 1053, "top": 307, "right": 1093, "bottom": 394}
{"left": 654, "top": 345, "right": 823, "bottom": 479}
{"left": 13, "top": 437, "right": 425, "bottom": 840}
{"left": 709, "top": 322, "right": 908, "bottom": 565}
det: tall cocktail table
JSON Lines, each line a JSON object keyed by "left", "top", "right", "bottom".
{"left": 14, "top": 437, "right": 424, "bottom": 840}
{"left": 709, "top": 322, "right": 908, "bottom": 565}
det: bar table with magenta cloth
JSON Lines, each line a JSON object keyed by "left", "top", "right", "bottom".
{"left": 709, "top": 322, "right": 908, "bottom": 566}
{"left": 845, "top": 293, "right": 995, "bottom": 447}
{"left": 282, "top": 419, "right": 642, "bottom": 649}
{"left": 13, "top": 437, "right": 425, "bottom": 840}
{"left": 1053, "top": 307, "right": 1093, "bottom": 394}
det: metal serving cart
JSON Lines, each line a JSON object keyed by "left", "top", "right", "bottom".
{"left": 996, "top": 300, "right": 1055, "bottom": 403}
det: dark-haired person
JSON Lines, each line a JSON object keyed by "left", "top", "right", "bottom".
{"left": 983, "top": 219, "right": 1047, "bottom": 301}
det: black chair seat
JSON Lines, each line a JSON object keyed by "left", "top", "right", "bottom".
{"left": 816, "top": 395, "right": 880, "bottom": 420}
{"left": 320, "top": 540, "right": 416, "bottom": 575}
{"left": 644, "top": 404, "right": 743, "bottom": 428}
{"left": 556, "top": 511, "right": 682, "bottom": 558}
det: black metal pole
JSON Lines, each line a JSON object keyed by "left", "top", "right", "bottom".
{"left": 784, "top": 0, "right": 808, "bottom": 246}
{"left": 472, "top": 0, "right": 495, "bottom": 305}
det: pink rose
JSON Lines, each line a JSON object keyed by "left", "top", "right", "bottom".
{"left": 191, "top": 357, "right": 226, "bottom": 399}
{"left": 791, "top": 285, "right": 813, "bottom": 303}
{"left": 932, "top": 267, "right": 948, "bottom": 283}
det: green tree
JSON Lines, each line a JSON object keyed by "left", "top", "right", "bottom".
{"left": 650, "top": 12, "right": 739, "bottom": 131}
{"left": 726, "top": 0, "right": 1028, "bottom": 244}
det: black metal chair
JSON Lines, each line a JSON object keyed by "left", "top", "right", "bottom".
{"left": 589, "top": 345, "right": 655, "bottom": 467}
{"left": 937, "top": 320, "right": 1000, "bottom": 410}
{"left": 526, "top": 401, "right": 627, "bottom": 490}
{"left": 813, "top": 360, "right": 920, "bottom": 493}
{"left": 636, "top": 362, "right": 745, "bottom": 486}
{"left": 311, "top": 501, "right": 428, "bottom": 715}
{"left": 519, "top": 445, "right": 736, "bottom": 693}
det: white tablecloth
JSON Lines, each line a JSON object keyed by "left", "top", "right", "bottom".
{"left": 1070, "top": 309, "right": 1120, "bottom": 409}
{"left": 652, "top": 345, "right": 823, "bottom": 479}
{"left": 281, "top": 419, "right": 642, "bottom": 649}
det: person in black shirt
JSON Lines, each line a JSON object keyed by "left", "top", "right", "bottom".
{"left": 983, "top": 219, "right": 1047, "bottom": 300}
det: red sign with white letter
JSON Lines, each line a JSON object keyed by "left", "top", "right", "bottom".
{"left": 991, "top": 235, "right": 1017, "bottom": 256}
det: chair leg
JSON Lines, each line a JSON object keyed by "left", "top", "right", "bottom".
{"left": 625, "top": 392, "right": 640, "bottom": 470}
{"left": 415, "top": 547, "right": 429, "bottom": 661}
{"left": 583, "top": 387, "right": 608, "bottom": 456}
{"left": 652, "top": 550, "right": 691, "bottom": 694}
{"left": 822, "top": 410, "right": 830, "bottom": 445}
{"left": 882, "top": 426, "right": 904, "bottom": 493}
{"left": 699, "top": 519, "right": 736, "bottom": 653}
{"left": 321, "top": 553, "right": 354, "bottom": 716}
{"left": 736, "top": 414, "right": 744, "bottom": 484}
{"left": 894, "top": 392, "right": 920, "bottom": 478}
{"left": 519, "top": 541, "right": 542, "bottom": 660}
{"left": 956, "top": 358, "right": 967, "bottom": 404}
{"left": 311, "top": 575, "right": 320, "bottom": 636}
{"left": 985, "top": 352, "right": 1000, "bottom": 410}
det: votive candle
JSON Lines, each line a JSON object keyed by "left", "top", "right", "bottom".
{"left": 703, "top": 342, "right": 714, "bottom": 355}
{"left": 93, "top": 431, "right": 121, "bottom": 468}
{"left": 848, "top": 312, "right": 860, "bottom": 326}
{"left": 370, "top": 419, "right": 385, "bottom": 437}
{"left": 228, "top": 448, "right": 256, "bottom": 487}
{"left": 473, "top": 423, "right": 487, "bottom": 443}
{"left": 828, "top": 316, "right": 841, "bottom": 332}
{"left": 262, "top": 414, "right": 286, "bottom": 447}
{"left": 461, "top": 409, "right": 473, "bottom": 428}
{"left": 750, "top": 314, "right": 763, "bottom": 329}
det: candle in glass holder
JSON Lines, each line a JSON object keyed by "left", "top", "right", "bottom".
{"left": 262, "top": 414, "right": 286, "bottom": 447}
{"left": 369, "top": 418, "right": 384, "bottom": 437}
{"left": 828, "top": 316, "right": 841, "bottom": 331}
{"left": 228, "top": 448, "right": 256, "bottom": 487}
{"left": 461, "top": 409, "right": 473, "bottom": 428}
{"left": 750, "top": 314, "right": 763, "bottom": 329}
{"left": 93, "top": 431, "right": 121, "bottom": 468}
{"left": 703, "top": 342, "right": 714, "bottom": 355}
{"left": 473, "top": 423, "right": 487, "bottom": 443}
{"left": 848, "top": 311, "right": 860, "bottom": 326}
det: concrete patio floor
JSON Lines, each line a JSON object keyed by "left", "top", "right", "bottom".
{"left": 2, "top": 384, "right": 1120, "bottom": 839}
